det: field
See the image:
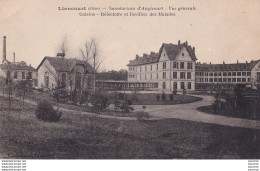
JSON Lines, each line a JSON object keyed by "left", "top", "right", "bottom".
{"left": 0, "top": 96, "right": 259, "bottom": 159}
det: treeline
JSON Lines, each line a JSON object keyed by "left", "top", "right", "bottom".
{"left": 96, "top": 69, "right": 128, "bottom": 81}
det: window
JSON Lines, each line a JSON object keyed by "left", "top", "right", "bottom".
{"left": 180, "top": 62, "right": 184, "bottom": 69}
{"left": 187, "top": 72, "right": 191, "bottom": 79}
{"left": 228, "top": 78, "right": 231, "bottom": 82}
{"left": 232, "top": 72, "right": 236, "bottom": 76}
{"left": 162, "top": 82, "right": 166, "bottom": 89}
{"left": 156, "top": 64, "right": 158, "bottom": 70}
{"left": 214, "top": 72, "right": 217, "bottom": 76}
{"left": 218, "top": 72, "right": 221, "bottom": 76}
{"left": 163, "top": 62, "right": 166, "bottom": 69}
{"left": 28, "top": 72, "right": 32, "bottom": 79}
{"left": 223, "top": 72, "right": 227, "bottom": 76}
{"left": 242, "top": 78, "right": 246, "bottom": 82}
{"left": 232, "top": 78, "right": 236, "bottom": 82}
{"left": 151, "top": 65, "right": 152, "bottom": 71}
{"left": 237, "top": 72, "right": 241, "bottom": 76}
{"left": 182, "top": 53, "right": 184, "bottom": 56}
{"left": 22, "top": 72, "right": 25, "bottom": 79}
{"left": 209, "top": 78, "right": 213, "bottom": 82}
{"left": 75, "top": 72, "right": 82, "bottom": 89}
{"left": 173, "top": 72, "right": 177, "bottom": 79}
{"left": 180, "top": 72, "right": 185, "bottom": 79}
{"left": 14, "top": 71, "right": 17, "bottom": 79}
{"left": 223, "top": 78, "right": 227, "bottom": 82}
{"left": 242, "top": 72, "right": 246, "bottom": 76}
{"left": 188, "top": 82, "right": 191, "bottom": 89}
{"left": 214, "top": 78, "right": 217, "bottom": 82}
{"left": 237, "top": 78, "right": 241, "bottom": 82}
{"left": 163, "top": 72, "right": 166, "bottom": 79}
{"left": 209, "top": 72, "right": 213, "bottom": 76}
{"left": 218, "top": 78, "right": 222, "bottom": 82}
{"left": 228, "top": 72, "right": 231, "bottom": 76}
{"left": 181, "top": 82, "right": 185, "bottom": 89}
{"left": 61, "top": 73, "right": 66, "bottom": 87}
{"left": 173, "top": 62, "right": 178, "bottom": 69}
{"left": 247, "top": 72, "right": 251, "bottom": 76}
{"left": 248, "top": 78, "right": 251, "bottom": 82}
{"left": 173, "top": 82, "right": 177, "bottom": 90}
{"left": 187, "top": 62, "right": 193, "bottom": 69}
{"left": 44, "top": 72, "right": 49, "bottom": 88}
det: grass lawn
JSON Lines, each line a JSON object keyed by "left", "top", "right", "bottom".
{"left": 116, "top": 93, "right": 203, "bottom": 105}
{"left": 0, "top": 96, "right": 259, "bottom": 159}
{"left": 197, "top": 105, "right": 260, "bottom": 121}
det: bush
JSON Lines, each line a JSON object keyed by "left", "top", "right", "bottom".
{"left": 172, "top": 89, "right": 177, "bottom": 95}
{"left": 136, "top": 111, "right": 150, "bottom": 121}
{"left": 161, "top": 92, "right": 166, "bottom": 101}
{"left": 156, "top": 95, "right": 160, "bottom": 101}
{"left": 182, "top": 88, "right": 186, "bottom": 95}
{"left": 35, "top": 100, "right": 62, "bottom": 122}
{"left": 114, "top": 99, "right": 134, "bottom": 113}
{"left": 169, "top": 94, "right": 173, "bottom": 101}
{"left": 90, "top": 92, "right": 110, "bottom": 113}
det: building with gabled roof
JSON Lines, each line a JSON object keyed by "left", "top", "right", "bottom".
{"left": 36, "top": 55, "right": 95, "bottom": 92}
{"left": 0, "top": 36, "right": 37, "bottom": 86}
{"left": 127, "top": 40, "right": 197, "bottom": 91}
{"left": 195, "top": 60, "right": 260, "bottom": 90}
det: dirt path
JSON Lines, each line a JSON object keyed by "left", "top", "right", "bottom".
{"left": 11, "top": 95, "right": 260, "bottom": 130}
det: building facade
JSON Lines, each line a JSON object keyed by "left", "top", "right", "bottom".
{"left": 0, "top": 36, "right": 37, "bottom": 86}
{"left": 127, "top": 41, "right": 197, "bottom": 92}
{"left": 195, "top": 60, "right": 260, "bottom": 90}
{"left": 37, "top": 56, "right": 95, "bottom": 92}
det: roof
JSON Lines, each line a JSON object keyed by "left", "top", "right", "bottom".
{"left": 37, "top": 56, "right": 95, "bottom": 73}
{"left": 0, "top": 62, "right": 36, "bottom": 71}
{"left": 195, "top": 60, "right": 260, "bottom": 71}
{"left": 127, "top": 42, "right": 197, "bottom": 66}
{"left": 127, "top": 52, "right": 159, "bottom": 66}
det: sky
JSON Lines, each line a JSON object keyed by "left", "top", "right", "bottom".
{"left": 0, "top": 0, "right": 260, "bottom": 71}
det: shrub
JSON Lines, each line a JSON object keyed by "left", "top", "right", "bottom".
{"left": 90, "top": 92, "right": 110, "bottom": 113}
{"left": 169, "top": 94, "right": 173, "bottom": 101}
{"left": 35, "top": 100, "right": 62, "bottom": 122}
{"left": 156, "top": 95, "right": 160, "bottom": 101}
{"left": 182, "top": 88, "right": 186, "bottom": 95}
{"left": 136, "top": 111, "right": 150, "bottom": 121}
{"left": 161, "top": 92, "right": 166, "bottom": 101}
{"left": 172, "top": 89, "right": 177, "bottom": 95}
{"left": 120, "top": 99, "right": 134, "bottom": 113}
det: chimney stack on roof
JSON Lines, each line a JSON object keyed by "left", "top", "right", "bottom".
{"left": 57, "top": 53, "right": 65, "bottom": 58}
{"left": 193, "top": 47, "right": 195, "bottom": 53}
{"left": 135, "top": 54, "right": 139, "bottom": 60}
{"left": 237, "top": 60, "right": 239, "bottom": 64}
{"left": 223, "top": 61, "right": 225, "bottom": 65}
{"left": 185, "top": 41, "right": 188, "bottom": 45}
{"left": 13, "top": 52, "right": 15, "bottom": 63}
{"left": 178, "top": 40, "right": 180, "bottom": 45}
{"left": 2, "top": 36, "right": 6, "bottom": 63}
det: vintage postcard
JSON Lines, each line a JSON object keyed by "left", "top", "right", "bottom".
{"left": 0, "top": 0, "right": 259, "bottom": 170}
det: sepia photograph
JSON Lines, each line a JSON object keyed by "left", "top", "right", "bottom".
{"left": 0, "top": 0, "right": 259, "bottom": 167}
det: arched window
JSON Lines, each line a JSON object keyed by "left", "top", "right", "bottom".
{"left": 75, "top": 72, "right": 82, "bottom": 89}
{"left": 44, "top": 72, "right": 49, "bottom": 88}
{"left": 61, "top": 73, "right": 66, "bottom": 88}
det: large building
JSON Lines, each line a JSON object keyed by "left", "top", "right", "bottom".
{"left": 37, "top": 55, "right": 95, "bottom": 92}
{"left": 0, "top": 36, "right": 37, "bottom": 86}
{"left": 127, "top": 40, "right": 260, "bottom": 92}
{"left": 195, "top": 60, "right": 260, "bottom": 90}
{"left": 127, "top": 41, "right": 197, "bottom": 91}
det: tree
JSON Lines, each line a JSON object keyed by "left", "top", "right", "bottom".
{"left": 16, "top": 76, "right": 32, "bottom": 109}
{"left": 79, "top": 38, "right": 104, "bottom": 103}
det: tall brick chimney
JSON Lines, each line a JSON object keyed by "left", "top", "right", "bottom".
{"left": 2, "top": 36, "right": 6, "bottom": 63}
{"left": 13, "top": 52, "right": 15, "bottom": 63}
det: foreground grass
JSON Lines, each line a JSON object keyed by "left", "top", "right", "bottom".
{"left": 0, "top": 96, "right": 259, "bottom": 159}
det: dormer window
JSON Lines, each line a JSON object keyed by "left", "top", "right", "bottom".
{"left": 182, "top": 53, "right": 184, "bottom": 56}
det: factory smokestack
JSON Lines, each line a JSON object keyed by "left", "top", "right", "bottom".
{"left": 13, "top": 52, "right": 15, "bottom": 63}
{"left": 2, "top": 36, "right": 6, "bottom": 63}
